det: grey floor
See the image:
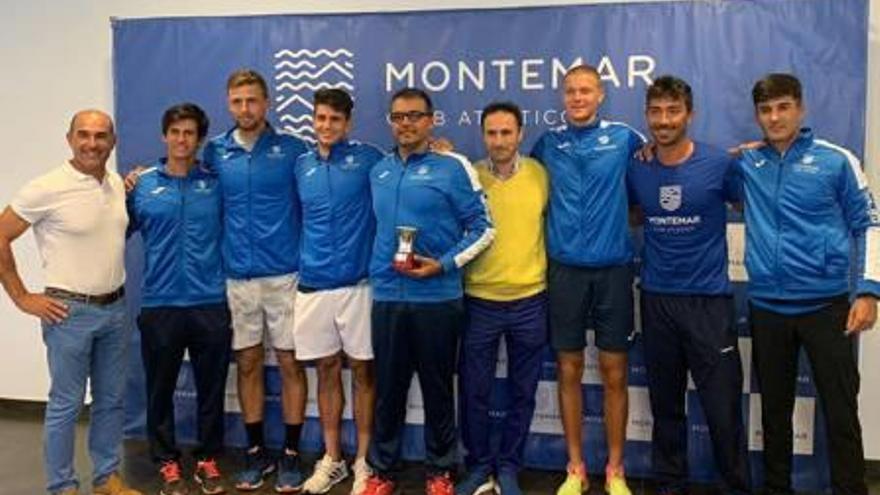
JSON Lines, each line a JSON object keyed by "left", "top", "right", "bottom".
{"left": 2, "top": 401, "right": 879, "bottom": 495}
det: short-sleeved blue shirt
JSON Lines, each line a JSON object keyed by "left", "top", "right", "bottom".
{"left": 627, "top": 142, "right": 739, "bottom": 295}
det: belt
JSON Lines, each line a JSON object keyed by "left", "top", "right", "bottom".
{"left": 44, "top": 286, "right": 125, "bottom": 306}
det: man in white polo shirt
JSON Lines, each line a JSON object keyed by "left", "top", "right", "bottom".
{"left": 0, "top": 110, "right": 140, "bottom": 495}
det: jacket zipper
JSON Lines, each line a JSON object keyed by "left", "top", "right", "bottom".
{"left": 326, "top": 157, "right": 336, "bottom": 279}
{"left": 393, "top": 156, "right": 406, "bottom": 300}
{"left": 247, "top": 150, "right": 254, "bottom": 279}
{"left": 773, "top": 152, "right": 785, "bottom": 297}
{"left": 178, "top": 177, "right": 186, "bottom": 298}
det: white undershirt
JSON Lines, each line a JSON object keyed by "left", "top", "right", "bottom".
{"left": 233, "top": 129, "right": 257, "bottom": 152}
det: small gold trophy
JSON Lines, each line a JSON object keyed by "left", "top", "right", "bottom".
{"left": 393, "top": 226, "right": 418, "bottom": 270}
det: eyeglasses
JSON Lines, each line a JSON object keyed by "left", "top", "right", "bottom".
{"left": 389, "top": 111, "right": 432, "bottom": 123}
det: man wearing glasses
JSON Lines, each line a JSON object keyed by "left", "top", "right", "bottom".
{"left": 361, "top": 87, "right": 494, "bottom": 495}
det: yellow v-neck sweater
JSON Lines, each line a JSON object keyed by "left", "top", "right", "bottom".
{"left": 465, "top": 156, "right": 548, "bottom": 301}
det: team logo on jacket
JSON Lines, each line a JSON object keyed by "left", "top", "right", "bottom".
{"left": 411, "top": 165, "right": 432, "bottom": 180}
{"left": 341, "top": 155, "right": 360, "bottom": 170}
{"left": 795, "top": 154, "right": 819, "bottom": 174}
{"left": 267, "top": 145, "right": 286, "bottom": 159}
{"left": 194, "top": 180, "right": 210, "bottom": 193}
{"left": 594, "top": 134, "right": 617, "bottom": 151}
{"left": 659, "top": 185, "right": 682, "bottom": 212}
{"left": 273, "top": 48, "right": 355, "bottom": 144}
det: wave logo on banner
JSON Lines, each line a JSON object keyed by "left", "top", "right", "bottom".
{"left": 273, "top": 48, "right": 355, "bottom": 142}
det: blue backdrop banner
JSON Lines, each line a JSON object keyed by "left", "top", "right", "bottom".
{"left": 114, "top": 0, "right": 867, "bottom": 491}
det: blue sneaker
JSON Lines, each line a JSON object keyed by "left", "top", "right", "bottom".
{"left": 275, "top": 450, "right": 305, "bottom": 493}
{"left": 497, "top": 472, "right": 522, "bottom": 495}
{"left": 455, "top": 466, "right": 496, "bottom": 495}
{"left": 235, "top": 446, "right": 275, "bottom": 491}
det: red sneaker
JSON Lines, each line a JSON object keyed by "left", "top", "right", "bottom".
{"left": 193, "top": 458, "right": 226, "bottom": 494}
{"left": 362, "top": 474, "right": 396, "bottom": 495}
{"left": 425, "top": 472, "right": 454, "bottom": 495}
{"left": 159, "top": 460, "right": 187, "bottom": 495}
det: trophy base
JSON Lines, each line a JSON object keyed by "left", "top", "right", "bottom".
{"left": 393, "top": 253, "right": 416, "bottom": 271}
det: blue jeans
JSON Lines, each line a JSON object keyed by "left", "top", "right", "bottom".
{"left": 41, "top": 298, "right": 130, "bottom": 493}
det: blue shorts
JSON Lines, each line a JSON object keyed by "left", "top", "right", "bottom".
{"left": 548, "top": 261, "right": 634, "bottom": 352}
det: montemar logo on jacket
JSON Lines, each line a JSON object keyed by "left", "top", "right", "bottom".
{"left": 267, "top": 145, "right": 287, "bottom": 159}
{"left": 594, "top": 134, "right": 618, "bottom": 151}
{"left": 194, "top": 180, "right": 210, "bottom": 193}
{"left": 411, "top": 165, "right": 432, "bottom": 180}
{"left": 794, "top": 154, "right": 819, "bottom": 174}
{"left": 340, "top": 155, "right": 362, "bottom": 170}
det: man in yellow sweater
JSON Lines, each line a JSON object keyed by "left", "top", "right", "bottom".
{"left": 456, "top": 101, "right": 549, "bottom": 495}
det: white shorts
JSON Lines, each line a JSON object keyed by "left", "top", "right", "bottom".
{"left": 227, "top": 273, "right": 297, "bottom": 351}
{"left": 293, "top": 280, "right": 373, "bottom": 361}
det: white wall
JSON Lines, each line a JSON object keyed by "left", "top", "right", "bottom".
{"left": 859, "top": 1, "right": 880, "bottom": 459}
{"left": 2, "top": 0, "right": 880, "bottom": 458}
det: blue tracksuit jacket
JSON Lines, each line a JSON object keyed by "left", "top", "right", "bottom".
{"left": 531, "top": 119, "right": 644, "bottom": 267}
{"left": 736, "top": 128, "right": 880, "bottom": 304}
{"left": 202, "top": 126, "right": 307, "bottom": 279}
{"left": 127, "top": 160, "right": 225, "bottom": 307}
{"left": 369, "top": 150, "right": 495, "bottom": 302}
{"left": 296, "top": 140, "right": 385, "bottom": 289}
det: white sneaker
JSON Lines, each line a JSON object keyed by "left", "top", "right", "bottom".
{"left": 350, "top": 457, "right": 373, "bottom": 495}
{"left": 303, "top": 454, "right": 348, "bottom": 494}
